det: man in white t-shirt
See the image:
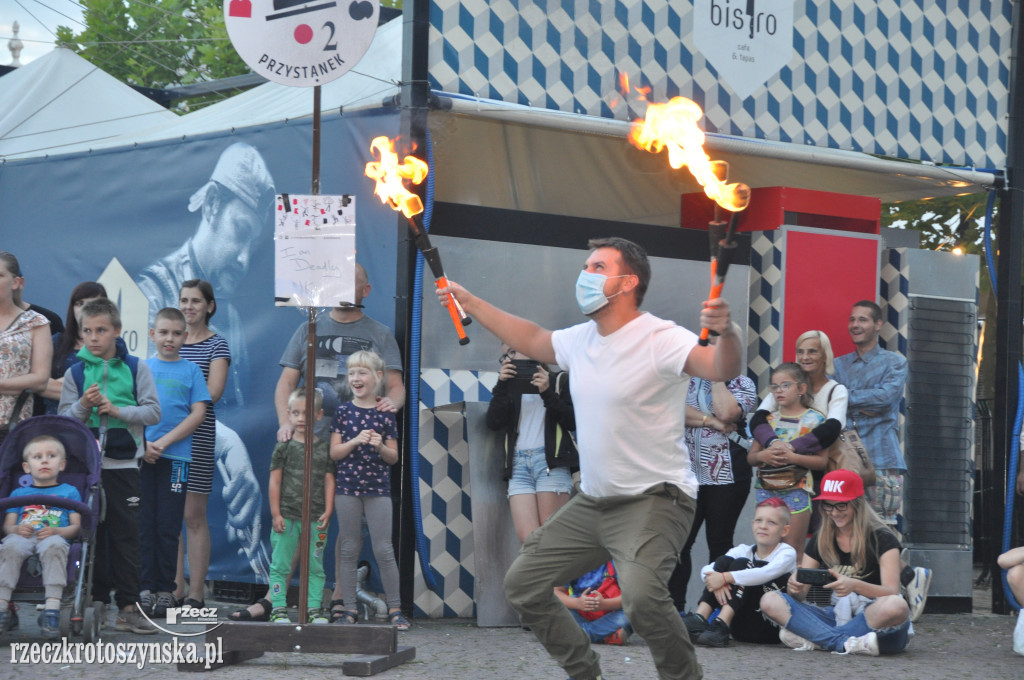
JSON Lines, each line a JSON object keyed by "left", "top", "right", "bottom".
{"left": 439, "top": 237, "right": 741, "bottom": 680}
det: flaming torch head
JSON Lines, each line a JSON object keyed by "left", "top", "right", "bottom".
{"left": 627, "top": 96, "right": 750, "bottom": 213}
{"left": 365, "top": 136, "right": 428, "bottom": 219}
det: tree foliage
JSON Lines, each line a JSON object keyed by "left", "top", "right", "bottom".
{"left": 882, "top": 193, "right": 993, "bottom": 255}
{"left": 55, "top": 0, "right": 248, "bottom": 104}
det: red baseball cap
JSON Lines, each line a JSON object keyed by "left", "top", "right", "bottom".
{"left": 814, "top": 469, "right": 865, "bottom": 502}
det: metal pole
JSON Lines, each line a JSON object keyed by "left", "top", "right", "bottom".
{"left": 992, "top": 3, "right": 1024, "bottom": 614}
{"left": 298, "top": 85, "right": 322, "bottom": 625}
{"left": 394, "top": 0, "right": 431, "bottom": 612}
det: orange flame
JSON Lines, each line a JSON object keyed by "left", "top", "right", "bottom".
{"left": 628, "top": 96, "right": 749, "bottom": 212}
{"left": 365, "top": 136, "right": 428, "bottom": 218}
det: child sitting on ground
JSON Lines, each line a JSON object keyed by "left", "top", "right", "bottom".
{"left": 682, "top": 498, "right": 797, "bottom": 646}
{"left": 997, "top": 546, "right": 1024, "bottom": 655}
{"left": 0, "top": 435, "right": 82, "bottom": 638}
{"left": 230, "top": 387, "right": 334, "bottom": 623}
{"left": 140, "top": 308, "right": 209, "bottom": 617}
{"left": 555, "top": 561, "right": 632, "bottom": 645}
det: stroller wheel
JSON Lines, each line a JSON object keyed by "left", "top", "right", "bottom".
{"left": 59, "top": 608, "right": 72, "bottom": 638}
{"left": 82, "top": 607, "right": 97, "bottom": 644}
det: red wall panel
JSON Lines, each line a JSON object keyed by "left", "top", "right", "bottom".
{"left": 782, "top": 230, "right": 879, "bottom": 362}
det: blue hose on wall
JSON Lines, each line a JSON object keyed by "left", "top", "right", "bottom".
{"left": 407, "top": 128, "right": 439, "bottom": 591}
{"left": 982, "top": 188, "right": 1022, "bottom": 609}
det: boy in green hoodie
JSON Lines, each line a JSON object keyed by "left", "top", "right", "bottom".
{"left": 59, "top": 298, "right": 161, "bottom": 634}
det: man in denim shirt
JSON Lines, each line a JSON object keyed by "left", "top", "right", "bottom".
{"left": 833, "top": 300, "right": 931, "bottom": 621}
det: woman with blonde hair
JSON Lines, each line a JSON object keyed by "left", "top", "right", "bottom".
{"left": 759, "top": 469, "right": 910, "bottom": 655}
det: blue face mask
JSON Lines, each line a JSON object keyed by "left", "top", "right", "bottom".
{"left": 575, "top": 271, "right": 628, "bottom": 315}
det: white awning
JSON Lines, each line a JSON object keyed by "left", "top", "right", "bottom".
{"left": 429, "top": 93, "right": 997, "bottom": 226}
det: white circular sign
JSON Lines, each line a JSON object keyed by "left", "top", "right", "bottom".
{"left": 224, "top": 0, "right": 379, "bottom": 87}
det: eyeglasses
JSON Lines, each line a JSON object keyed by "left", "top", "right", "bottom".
{"left": 769, "top": 382, "right": 796, "bottom": 392}
{"left": 822, "top": 501, "right": 849, "bottom": 513}
{"left": 498, "top": 349, "right": 514, "bottom": 364}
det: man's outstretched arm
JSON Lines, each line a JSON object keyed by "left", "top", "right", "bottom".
{"left": 438, "top": 280, "right": 557, "bottom": 364}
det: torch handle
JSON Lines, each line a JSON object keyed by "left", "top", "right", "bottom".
{"left": 434, "top": 275, "right": 470, "bottom": 345}
{"left": 698, "top": 259, "right": 725, "bottom": 346}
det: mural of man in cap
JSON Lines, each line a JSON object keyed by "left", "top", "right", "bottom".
{"left": 137, "top": 141, "right": 275, "bottom": 404}
{"left": 136, "top": 142, "right": 276, "bottom": 582}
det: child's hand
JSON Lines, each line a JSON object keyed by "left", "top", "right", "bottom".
{"left": 368, "top": 431, "right": 383, "bottom": 449}
{"left": 355, "top": 429, "right": 375, "bottom": 446}
{"left": 272, "top": 514, "right": 286, "bottom": 533}
{"left": 81, "top": 383, "right": 104, "bottom": 407}
{"left": 762, "top": 442, "right": 790, "bottom": 466}
{"left": 316, "top": 511, "right": 331, "bottom": 530}
{"left": 704, "top": 571, "right": 728, "bottom": 591}
{"left": 144, "top": 441, "right": 164, "bottom": 464}
{"left": 36, "top": 526, "right": 57, "bottom": 539}
{"left": 712, "top": 584, "right": 732, "bottom": 607}
{"left": 95, "top": 394, "right": 120, "bottom": 418}
{"left": 576, "top": 588, "right": 599, "bottom": 613}
{"left": 15, "top": 523, "right": 34, "bottom": 538}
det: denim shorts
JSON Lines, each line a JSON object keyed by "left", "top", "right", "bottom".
{"left": 756, "top": 486, "right": 812, "bottom": 514}
{"left": 507, "top": 447, "right": 573, "bottom": 497}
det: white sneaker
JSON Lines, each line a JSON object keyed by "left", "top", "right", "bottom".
{"left": 779, "top": 627, "right": 821, "bottom": 651}
{"left": 1013, "top": 609, "right": 1024, "bottom": 656}
{"left": 839, "top": 631, "right": 879, "bottom": 656}
{"left": 904, "top": 566, "right": 932, "bottom": 622}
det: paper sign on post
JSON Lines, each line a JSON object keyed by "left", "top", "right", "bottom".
{"left": 274, "top": 193, "right": 356, "bottom": 307}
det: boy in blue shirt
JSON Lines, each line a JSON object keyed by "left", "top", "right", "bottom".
{"left": 0, "top": 435, "right": 82, "bottom": 638}
{"left": 141, "top": 308, "right": 209, "bottom": 618}
{"left": 555, "top": 561, "right": 632, "bottom": 645}
{"left": 59, "top": 298, "right": 161, "bottom": 634}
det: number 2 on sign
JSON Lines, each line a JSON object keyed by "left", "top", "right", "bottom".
{"left": 323, "top": 21, "right": 337, "bottom": 51}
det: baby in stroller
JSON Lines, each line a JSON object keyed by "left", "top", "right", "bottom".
{"left": 0, "top": 416, "right": 101, "bottom": 640}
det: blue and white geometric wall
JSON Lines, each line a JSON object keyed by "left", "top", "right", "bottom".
{"left": 428, "top": 0, "right": 1011, "bottom": 168}
{"left": 413, "top": 369, "right": 496, "bottom": 618}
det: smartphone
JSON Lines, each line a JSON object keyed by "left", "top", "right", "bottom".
{"left": 796, "top": 568, "right": 836, "bottom": 585}
{"left": 509, "top": 359, "right": 540, "bottom": 393}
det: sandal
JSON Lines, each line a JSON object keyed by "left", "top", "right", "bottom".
{"left": 388, "top": 610, "right": 411, "bottom": 630}
{"left": 329, "top": 600, "right": 357, "bottom": 624}
{"left": 229, "top": 598, "right": 272, "bottom": 622}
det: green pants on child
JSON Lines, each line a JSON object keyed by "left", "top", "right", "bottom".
{"left": 269, "top": 519, "right": 328, "bottom": 611}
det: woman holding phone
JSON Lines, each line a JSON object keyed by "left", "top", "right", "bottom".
{"left": 486, "top": 345, "right": 577, "bottom": 543}
{"left": 758, "top": 469, "right": 910, "bottom": 655}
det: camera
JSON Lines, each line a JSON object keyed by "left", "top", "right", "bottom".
{"left": 795, "top": 568, "right": 836, "bottom": 586}
{"left": 509, "top": 359, "right": 540, "bottom": 393}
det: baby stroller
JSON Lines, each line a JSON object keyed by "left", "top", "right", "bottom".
{"left": 0, "top": 415, "right": 103, "bottom": 641}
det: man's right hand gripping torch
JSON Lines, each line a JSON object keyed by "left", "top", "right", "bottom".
{"left": 698, "top": 163, "right": 750, "bottom": 346}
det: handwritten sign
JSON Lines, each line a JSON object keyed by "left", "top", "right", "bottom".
{"left": 274, "top": 193, "right": 356, "bottom": 307}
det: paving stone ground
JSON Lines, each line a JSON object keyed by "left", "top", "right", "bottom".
{"left": 3, "top": 600, "right": 1021, "bottom": 679}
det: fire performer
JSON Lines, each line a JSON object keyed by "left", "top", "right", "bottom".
{"left": 438, "top": 237, "right": 741, "bottom": 680}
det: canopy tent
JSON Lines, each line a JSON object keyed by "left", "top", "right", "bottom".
{"left": 0, "top": 48, "right": 177, "bottom": 159}
{"left": 0, "top": 18, "right": 404, "bottom": 159}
